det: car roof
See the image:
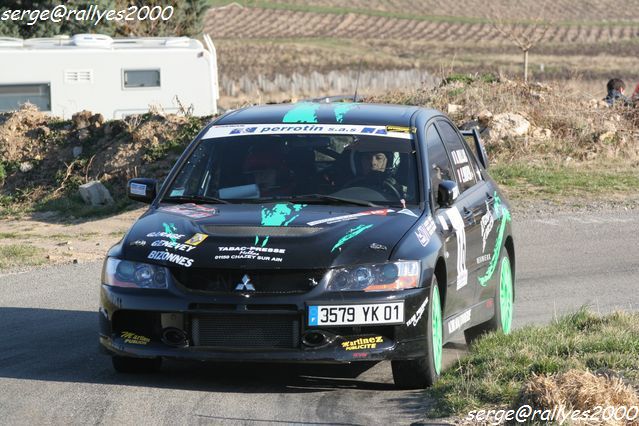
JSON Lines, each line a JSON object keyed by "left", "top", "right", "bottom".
{"left": 215, "top": 102, "right": 442, "bottom": 127}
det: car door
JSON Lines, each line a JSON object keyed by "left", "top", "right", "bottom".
{"left": 435, "top": 120, "right": 492, "bottom": 305}
{"left": 424, "top": 123, "right": 474, "bottom": 317}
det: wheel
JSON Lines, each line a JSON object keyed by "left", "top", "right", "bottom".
{"left": 392, "top": 278, "right": 443, "bottom": 389}
{"left": 464, "top": 251, "right": 514, "bottom": 345}
{"left": 111, "top": 356, "right": 162, "bottom": 373}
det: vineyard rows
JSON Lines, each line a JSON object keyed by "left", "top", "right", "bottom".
{"left": 243, "top": 0, "right": 639, "bottom": 23}
{"left": 204, "top": 6, "right": 639, "bottom": 44}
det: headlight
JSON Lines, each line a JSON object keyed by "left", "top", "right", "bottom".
{"left": 102, "top": 258, "right": 168, "bottom": 289}
{"left": 326, "top": 261, "right": 420, "bottom": 292}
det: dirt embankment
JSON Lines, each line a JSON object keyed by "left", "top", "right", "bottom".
{"left": 0, "top": 105, "right": 211, "bottom": 210}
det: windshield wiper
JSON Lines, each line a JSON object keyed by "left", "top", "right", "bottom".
{"left": 290, "top": 194, "right": 380, "bottom": 207}
{"left": 163, "top": 195, "right": 231, "bottom": 204}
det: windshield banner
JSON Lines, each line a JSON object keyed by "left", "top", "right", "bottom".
{"left": 203, "top": 124, "right": 413, "bottom": 140}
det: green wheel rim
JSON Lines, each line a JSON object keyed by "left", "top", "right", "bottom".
{"left": 499, "top": 256, "right": 513, "bottom": 334}
{"left": 432, "top": 285, "right": 443, "bottom": 375}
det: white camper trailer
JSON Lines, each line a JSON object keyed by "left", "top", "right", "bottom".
{"left": 0, "top": 34, "right": 219, "bottom": 118}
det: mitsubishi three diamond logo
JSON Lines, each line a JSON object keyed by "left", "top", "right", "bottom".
{"left": 235, "top": 274, "right": 255, "bottom": 291}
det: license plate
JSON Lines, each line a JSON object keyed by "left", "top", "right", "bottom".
{"left": 308, "top": 302, "right": 404, "bottom": 326}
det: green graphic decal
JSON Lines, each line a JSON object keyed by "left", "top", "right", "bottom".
{"left": 478, "top": 193, "right": 511, "bottom": 286}
{"left": 331, "top": 224, "right": 373, "bottom": 252}
{"left": 282, "top": 103, "right": 320, "bottom": 123}
{"left": 163, "top": 222, "right": 178, "bottom": 243}
{"left": 333, "top": 104, "right": 355, "bottom": 123}
{"left": 256, "top": 203, "right": 306, "bottom": 246}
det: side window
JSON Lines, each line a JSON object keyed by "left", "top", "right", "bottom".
{"left": 437, "top": 121, "right": 477, "bottom": 192}
{"left": 0, "top": 84, "right": 51, "bottom": 112}
{"left": 461, "top": 134, "right": 484, "bottom": 182}
{"left": 426, "top": 125, "right": 455, "bottom": 209}
{"left": 123, "top": 70, "right": 161, "bottom": 88}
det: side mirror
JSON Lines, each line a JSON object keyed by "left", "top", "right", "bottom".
{"left": 127, "top": 178, "right": 157, "bottom": 204}
{"left": 438, "top": 180, "right": 459, "bottom": 208}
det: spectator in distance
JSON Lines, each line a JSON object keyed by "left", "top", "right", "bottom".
{"left": 604, "top": 78, "right": 629, "bottom": 106}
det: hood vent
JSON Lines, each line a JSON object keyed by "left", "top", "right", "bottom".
{"left": 201, "top": 225, "right": 322, "bottom": 237}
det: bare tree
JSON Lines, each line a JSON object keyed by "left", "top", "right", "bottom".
{"left": 487, "top": 2, "right": 551, "bottom": 83}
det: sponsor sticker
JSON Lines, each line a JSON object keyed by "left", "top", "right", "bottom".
{"left": 307, "top": 209, "right": 392, "bottom": 226}
{"left": 450, "top": 149, "right": 469, "bottom": 165}
{"left": 203, "top": 124, "right": 413, "bottom": 140}
{"left": 185, "top": 233, "right": 208, "bottom": 246}
{"left": 160, "top": 203, "right": 218, "bottom": 219}
{"left": 341, "top": 336, "right": 384, "bottom": 351}
{"left": 129, "top": 182, "right": 147, "bottom": 196}
{"left": 406, "top": 297, "right": 429, "bottom": 327}
{"left": 146, "top": 231, "right": 185, "bottom": 240}
{"left": 448, "top": 309, "right": 471, "bottom": 334}
{"left": 215, "top": 246, "right": 285, "bottom": 263}
{"left": 476, "top": 254, "right": 491, "bottom": 264}
{"left": 120, "top": 331, "right": 150, "bottom": 345}
{"left": 151, "top": 240, "right": 197, "bottom": 253}
{"left": 415, "top": 216, "right": 437, "bottom": 247}
{"left": 129, "top": 240, "right": 146, "bottom": 247}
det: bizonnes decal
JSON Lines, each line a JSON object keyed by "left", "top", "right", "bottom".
{"left": 446, "top": 207, "right": 468, "bottom": 290}
{"left": 480, "top": 200, "right": 495, "bottom": 252}
{"left": 448, "top": 309, "right": 471, "bottom": 334}
{"left": 147, "top": 250, "right": 193, "bottom": 267}
{"left": 406, "top": 297, "right": 429, "bottom": 327}
{"left": 215, "top": 246, "right": 286, "bottom": 263}
{"left": 307, "top": 209, "right": 392, "bottom": 226}
{"left": 415, "top": 216, "right": 437, "bottom": 247}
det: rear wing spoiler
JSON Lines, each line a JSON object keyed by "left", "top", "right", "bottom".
{"left": 460, "top": 128, "right": 488, "bottom": 170}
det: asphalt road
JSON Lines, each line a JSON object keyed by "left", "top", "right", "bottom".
{"left": 1, "top": 210, "right": 638, "bottom": 425}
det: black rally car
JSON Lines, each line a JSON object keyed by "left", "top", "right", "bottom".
{"left": 99, "top": 102, "right": 515, "bottom": 389}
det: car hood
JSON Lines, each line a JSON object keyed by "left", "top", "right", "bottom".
{"left": 121, "top": 202, "right": 422, "bottom": 269}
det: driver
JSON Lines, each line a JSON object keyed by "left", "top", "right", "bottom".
{"left": 349, "top": 151, "right": 402, "bottom": 198}
{"left": 360, "top": 152, "right": 388, "bottom": 174}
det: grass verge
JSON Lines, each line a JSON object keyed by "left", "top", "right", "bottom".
{"left": 491, "top": 163, "right": 639, "bottom": 200}
{"left": 427, "top": 309, "right": 639, "bottom": 417}
{"left": 33, "top": 194, "right": 133, "bottom": 220}
{"left": 0, "top": 244, "right": 47, "bottom": 270}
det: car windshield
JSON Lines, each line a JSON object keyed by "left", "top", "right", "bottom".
{"left": 164, "top": 131, "right": 420, "bottom": 207}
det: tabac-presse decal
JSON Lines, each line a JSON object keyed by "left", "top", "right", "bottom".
{"left": 99, "top": 103, "right": 515, "bottom": 389}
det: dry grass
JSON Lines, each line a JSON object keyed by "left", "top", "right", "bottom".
{"left": 428, "top": 309, "right": 639, "bottom": 417}
{"left": 520, "top": 370, "right": 639, "bottom": 417}
{"left": 370, "top": 76, "right": 639, "bottom": 165}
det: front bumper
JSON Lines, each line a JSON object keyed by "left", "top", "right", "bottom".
{"left": 99, "top": 282, "right": 431, "bottom": 363}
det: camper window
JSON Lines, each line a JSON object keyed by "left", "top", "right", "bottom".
{"left": 0, "top": 83, "right": 51, "bottom": 112}
{"left": 123, "top": 70, "right": 160, "bottom": 89}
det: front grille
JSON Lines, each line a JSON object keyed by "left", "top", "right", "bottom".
{"left": 172, "top": 268, "right": 324, "bottom": 294}
{"left": 191, "top": 314, "right": 299, "bottom": 349}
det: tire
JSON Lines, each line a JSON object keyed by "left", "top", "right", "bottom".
{"left": 392, "top": 277, "right": 443, "bottom": 389}
{"left": 111, "top": 356, "right": 162, "bottom": 373}
{"left": 464, "top": 251, "right": 514, "bottom": 345}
